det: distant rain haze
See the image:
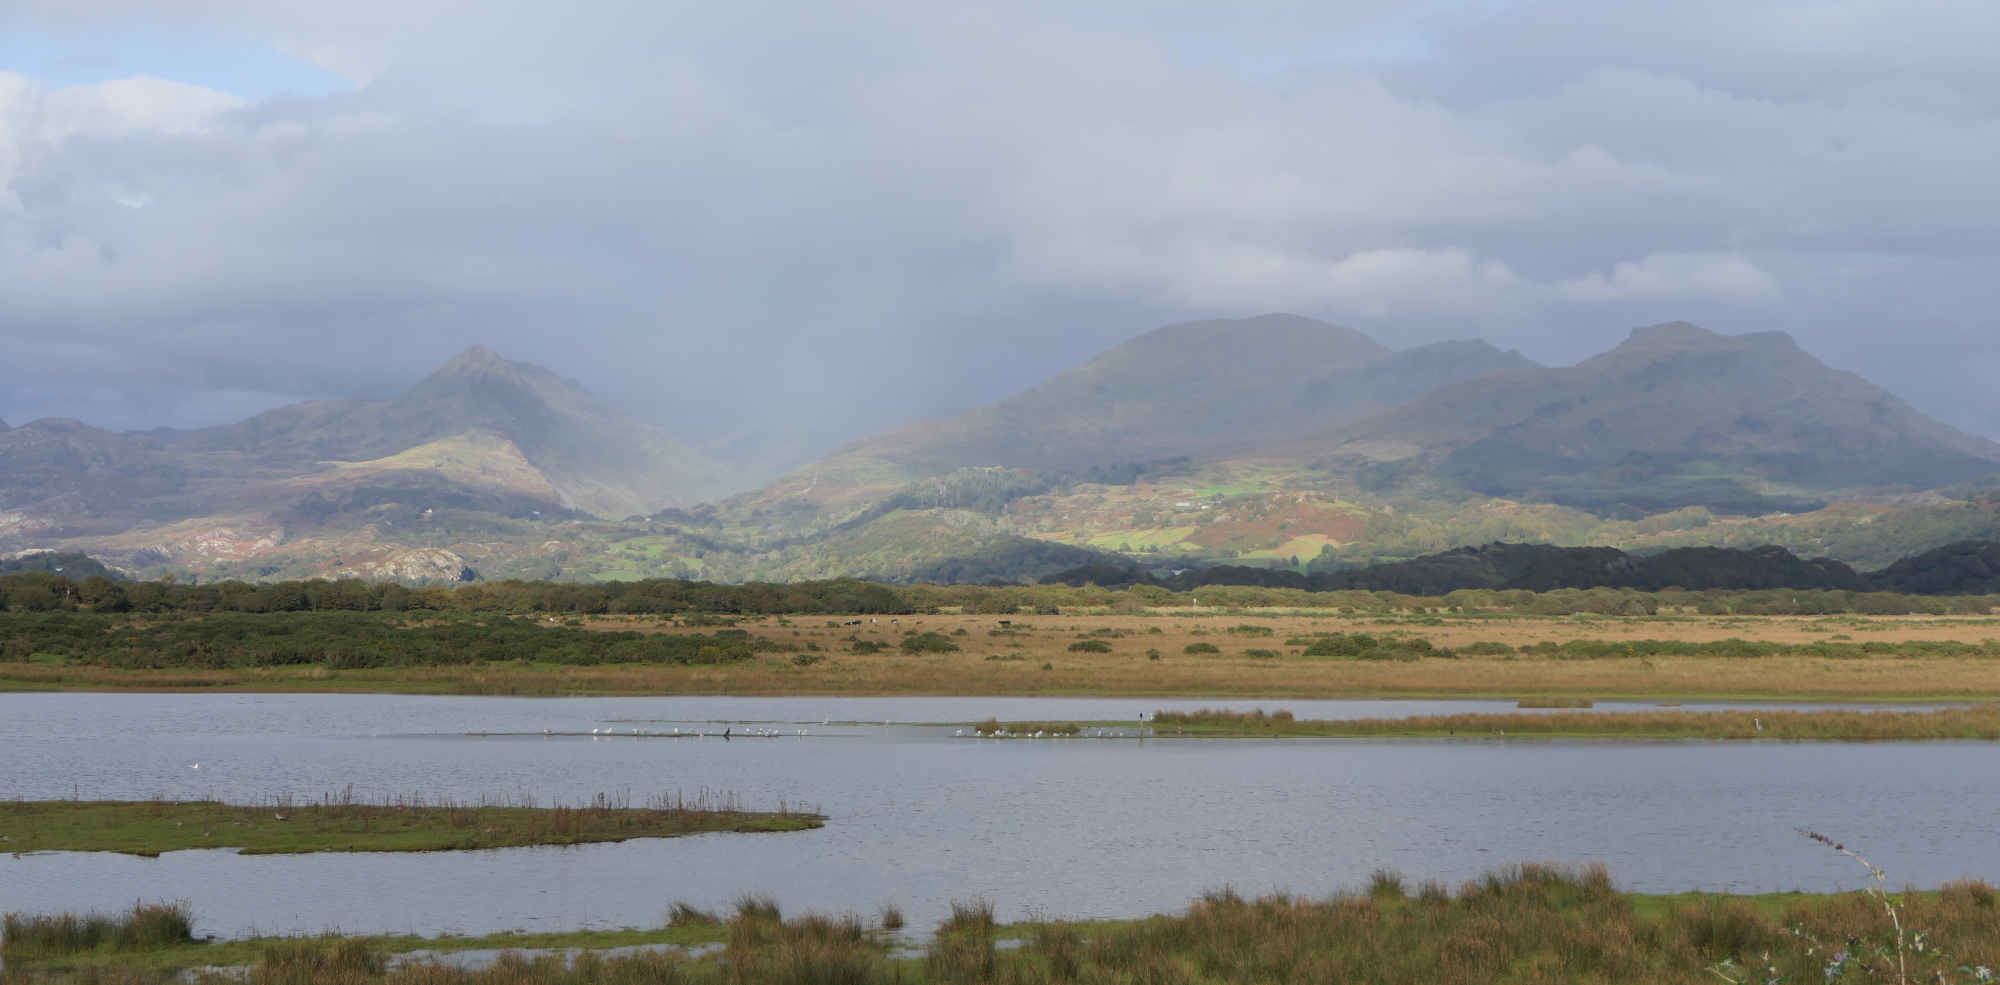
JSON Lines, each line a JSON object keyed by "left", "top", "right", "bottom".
{"left": 4, "top": 0, "right": 1999, "bottom": 482}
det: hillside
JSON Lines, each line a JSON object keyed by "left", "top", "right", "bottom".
{"left": 192, "top": 347, "right": 722, "bottom": 517}
{"left": 1318, "top": 323, "right": 2000, "bottom": 514}
{"left": 0, "top": 348, "right": 728, "bottom": 579}
{"left": 740, "top": 314, "right": 1532, "bottom": 520}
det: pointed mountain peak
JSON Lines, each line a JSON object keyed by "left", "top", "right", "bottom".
{"left": 393, "top": 347, "right": 607, "bottom": 446}
{"left": 413, "top": 346, "right": 583, "bottom": 397}
{"left": 0, "top": 417, "right": 9, "bottom": 433}
{"left": 430, "top": 345, "right": 520, "bottom": 379}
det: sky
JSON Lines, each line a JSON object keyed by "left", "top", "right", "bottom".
{"left": 2, "top": 0, "right": 1998, "bottom": 465}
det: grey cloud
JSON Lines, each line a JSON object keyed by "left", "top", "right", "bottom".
{"left": 1, "top": 0, "right": 1997, "bottom": 459}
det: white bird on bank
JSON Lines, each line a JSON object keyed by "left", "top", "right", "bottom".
{"left": 189, "top": 762, "right": 200, "bottom": 770}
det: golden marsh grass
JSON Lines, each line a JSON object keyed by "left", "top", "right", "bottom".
{"left": 7, "top": 610, "right": 2000, "bottom": 701}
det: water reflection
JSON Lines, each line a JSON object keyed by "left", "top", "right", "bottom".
{"left": 2, "top": 694, "right": 1992, "bottom": 940}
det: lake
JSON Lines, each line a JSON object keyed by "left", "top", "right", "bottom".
{"left": 2, "top": 693, "right": 1992, "bottom": 940}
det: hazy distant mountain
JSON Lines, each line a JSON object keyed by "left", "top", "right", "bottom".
{"left": 0, "top": 418, "right": 197, "bottom": 526}
{"left": 192, "top": 346, "right": 723, "bottom": 517}
{"left": 0, "top": 348, "right": 725, "bottom": 567}
{"left": 1321, "top": 322, "right": 2000, "bottom": 514}
{"left": 784, "top": 314, "right": 1532, "bottom": 498}
{"left": 1296, "top": 339, "right": 1539, "bottom": 423}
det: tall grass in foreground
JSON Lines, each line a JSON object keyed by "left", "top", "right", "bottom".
{"left": 10, "top": 864, "right": 1998, "bottom": 984}
{"left": 0, "top": 903, "right": 193, "bottom": 961}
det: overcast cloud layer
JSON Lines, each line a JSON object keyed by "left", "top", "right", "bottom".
{"left": 3, "top": 0, "right": 1998, "bottom": 466}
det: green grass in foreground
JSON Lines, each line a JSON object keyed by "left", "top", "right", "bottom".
{"left": 0, "top": 793, "right": 821, "bottom": 856}
{"left": 6, "top": 864, "right": 1998, "bottom": 983}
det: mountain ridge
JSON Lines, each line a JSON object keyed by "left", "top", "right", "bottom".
{"left": 0, "top": 347, "right": 724, "bottom": 540}
{"left": 8, "top": 317, "right": 2000, "bottom": 585}
{"left": 1313, "top": 321, "right": 2000, "bottom": 514}
{"left": 748, "top": 314, "right": 1537, "bottom": 522}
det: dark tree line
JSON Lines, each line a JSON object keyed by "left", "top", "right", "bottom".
{"left": 0, "top": 611, "right": 780, "bottom": 670}
{"left": 1042, "top": 540, "right": 2000, "bottom": 597}
{"left": 0, "top": 572, "right": 910, "bottom": 616}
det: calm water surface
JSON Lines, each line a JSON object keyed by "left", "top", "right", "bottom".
{"left": 2, "top": 693, "right": 1992, "bottom": 939}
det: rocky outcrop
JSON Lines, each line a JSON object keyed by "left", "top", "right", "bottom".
{"left": 362, "top": 548, "right": 477, "bottom": 584}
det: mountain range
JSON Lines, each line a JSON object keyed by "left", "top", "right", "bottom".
{"left": 5, "top": 315, "right": 1999, "bottom": 583}
{"left": 1315, "top": 322, "right": 2000, "bottom": 514}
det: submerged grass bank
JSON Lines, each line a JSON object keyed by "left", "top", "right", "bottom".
{"left": 1, "top": 901, "right": 730, "bottom": 973}
{"left": 5, "top": 864, "right": 1998, "bottom": 983}
{"left": 0, "top": 793, "right": 821, "bottom": 856}
{"left": 961, "top": 704, "right": 2000, "bottom": 740}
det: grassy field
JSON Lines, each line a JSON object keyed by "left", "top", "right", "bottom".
{"left": 7, "top": 609, "right": 2000, "bottom": 701}
{"left": 5, "top": 864, "right": 1996, "bottom": 983}
{"left": 0, "top": 793, "right": 821, "bottom": 856}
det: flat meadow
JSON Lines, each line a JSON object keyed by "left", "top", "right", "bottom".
{"left": 8, "top": 607, "right": 2000, "bottom": 701}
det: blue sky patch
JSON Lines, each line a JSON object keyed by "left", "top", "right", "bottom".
{"left": 0, "top": 25, "right": 352, "bottom": 99}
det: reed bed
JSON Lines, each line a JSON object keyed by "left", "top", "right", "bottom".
{"left": 0, "top": 903, "right": 193, "bottom": 962}
{"left": 1145, "top": 704, "right": 2000, "bottom": 739}
{"left": 0, "top": 790, "right": 820, "bottom": 856}
{"left": 11, "top": 865, "right": 1996, "bottom": 984}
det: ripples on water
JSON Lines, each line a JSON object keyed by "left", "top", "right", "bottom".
{"left": 3, "top": 693, "right": 1993, "bottom": 939}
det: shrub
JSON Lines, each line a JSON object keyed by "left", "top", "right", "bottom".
{"left": 899, "top": 632, "right": 960, "bottom": 655}
{"left": 1067, "top": 639, "right": 1112, "bottom": 653}
{"left": 1368, "top": 869, "right": 1407, "bottom": 900}
{"left": 666, "top": 902, "right": 719, "bottom": 927}
{"left": 1183, "top": 642, "right": 1220, "bottom": 654}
